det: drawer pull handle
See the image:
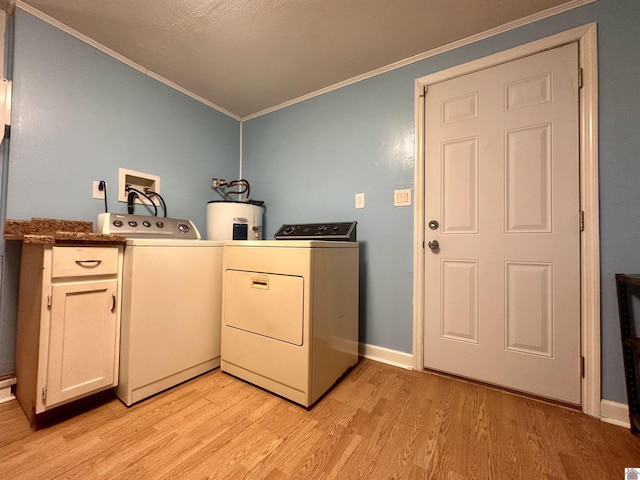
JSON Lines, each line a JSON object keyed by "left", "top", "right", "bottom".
{"left": 74, "top": 260, "right": 102, "bottom": 268}
{"left": 111, "top": 293, "right": 116, "bottom": 312}
{"left": 251, "top": 278, "right": 269, "bottom": 290}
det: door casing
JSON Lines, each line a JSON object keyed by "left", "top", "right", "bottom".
{"left": 412, "top": 24, "right": 600, "bottom": 416}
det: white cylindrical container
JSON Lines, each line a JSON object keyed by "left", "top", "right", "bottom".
{"left": 207, "top": 200, "right": 265, "bottom": 240}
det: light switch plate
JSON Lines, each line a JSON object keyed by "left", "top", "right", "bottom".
{"left": 355, "top": 193, "right": 365, "bottom": 209}
{"left": 394, "top": 189, "right": 412, "bottom": 207}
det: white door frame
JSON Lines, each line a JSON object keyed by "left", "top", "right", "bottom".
{"left": 412, "top": 24, "right": 600, "bottom": 417}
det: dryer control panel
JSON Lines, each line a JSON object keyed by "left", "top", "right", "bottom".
{"left": 274, "top": 221, "right": 356, "bottom": 241}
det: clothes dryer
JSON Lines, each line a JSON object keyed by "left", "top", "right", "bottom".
{"left": 221, "top": 235, "right": 359, "bottom": 407}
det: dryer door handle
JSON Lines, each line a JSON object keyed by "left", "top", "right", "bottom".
{"left": 251, "top": 277, "right": 269, "bottom": 290}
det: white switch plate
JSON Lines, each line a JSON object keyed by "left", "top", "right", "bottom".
{"left": 92, "top": 181, "right": 105, "bottom": 200}
{"left": 394, "top": 188, "right": 412, "bottom": 207}
{"left": 355, "top": 193, "right": 365, "bottom": 209}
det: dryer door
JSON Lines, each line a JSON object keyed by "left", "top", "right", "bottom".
{"left": 224, "top": 270, "right": 304, "bottom": 345}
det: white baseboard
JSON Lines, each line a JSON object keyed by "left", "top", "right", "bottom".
{"left": 359, "top": 343, "right": 413, "bottom": 370}
{"left": 600, "top": 399, "right": 630, "bottom": 428}
{"left": 0, "top": 376, "right": 16, "bottom": 404}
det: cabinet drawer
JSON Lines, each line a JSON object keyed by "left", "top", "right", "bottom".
{"left": 52, "top": 246, "right": 120, "bottom": 278}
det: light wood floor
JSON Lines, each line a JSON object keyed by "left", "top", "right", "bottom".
{"left": 1, "top": 359, "right": 639, "bottom": 479}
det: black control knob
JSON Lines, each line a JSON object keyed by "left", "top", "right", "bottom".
{"left": 283, "top": 225, "right": 295, "bottom": 235}
{"left": 112, "top": 220, "right": 123, "bottom": 228}
{"left": 317, "top": 225, "right": 327, "bottom": 231}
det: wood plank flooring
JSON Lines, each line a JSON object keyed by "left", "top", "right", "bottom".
{"left": 1, "top": 359, "right": 639, "bottom": 479}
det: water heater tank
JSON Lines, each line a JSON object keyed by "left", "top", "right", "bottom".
{"left": 206, "top": 200, "right": 265, "bottom": 240}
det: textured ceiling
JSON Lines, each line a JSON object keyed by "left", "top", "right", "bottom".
{"left": 16, "top": 0, "right": 579, "bottom": 118}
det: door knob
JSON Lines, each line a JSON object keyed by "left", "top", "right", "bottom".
{"left": 428, "top": 239, "right": 439, "bottom": 250}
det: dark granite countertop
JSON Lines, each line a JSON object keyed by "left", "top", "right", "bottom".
{"left": 3, "top": 218, "right": 126, "bottom": 245}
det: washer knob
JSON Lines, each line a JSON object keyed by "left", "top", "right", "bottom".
{"left": 143, "top": 221, "right": 151, "bottom": 227}
{"left": 112, "top": 220, "right": 123, "bottom": 228}
{"left": 177, "top": 223, "right": 190, "bottom": 233}
{"left": 156, "top": 221, "right": 164, "bottom": 228}
{"left": 128, "top": 220, "right": 137, "bottom": 227}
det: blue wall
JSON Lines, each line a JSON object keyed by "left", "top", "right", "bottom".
{"left": 243, "top": 72, "right": 416, "bottom": 352}
{"left": 243, "top": 0, "right": 640, "bottom": 404}
{"left": 0, "top": 10, "right": 240, "bottom": 375}
{"left": 8, "top": 10, "right": 239, "bottom": 230}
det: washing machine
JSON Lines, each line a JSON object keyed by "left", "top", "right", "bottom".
{"left": 97, "top": 213, "right": 223, "bottom": 406}
{"left": 221, "top": 222, "right": 359, "bottom": 407}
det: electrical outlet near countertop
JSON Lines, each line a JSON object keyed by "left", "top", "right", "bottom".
{"left": 92, "top": 181, "right": 105, "bottom": 200}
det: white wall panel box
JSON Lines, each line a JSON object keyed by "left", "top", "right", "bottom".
{"left": 118, "top": 168, "right": 160, "bottom": 204}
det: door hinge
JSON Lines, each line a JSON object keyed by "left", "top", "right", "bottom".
{"left": 422, "top": 240, "right": 425, "bottom": 249}
{"left": 578, "top": 68, "right": 583, "bottom": 89}
{"left": 580, "top": 356, "right": 585, "bottom": 378}
{"left": 47, "top": 293, "right": 52, "bottom": 307}
{"left": 42, "top": 386, "right": 47, "bottom": 401}
{"left": 419, "top": 85, "right": 428, "bottom": 97}
{"left": 579, "top": 211, "right": 585, "bottom": 232}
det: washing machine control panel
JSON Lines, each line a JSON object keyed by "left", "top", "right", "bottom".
{"left": 274, "top": 221, "right": 356, "bottom": 241}
{"left": 96, "top": 213, "right": 201, "bottom": 239}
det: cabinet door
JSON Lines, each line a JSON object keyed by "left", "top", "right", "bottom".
{"left": 45, "top": 280, "right": 118, "bottom": 408}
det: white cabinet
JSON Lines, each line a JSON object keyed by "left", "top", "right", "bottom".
{"left": 15, "top": 243, "right": 123, "bottom": 424}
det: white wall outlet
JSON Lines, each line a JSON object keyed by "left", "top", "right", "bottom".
{"left": 355, "top": 193, "right": 365, "bottom": 209}
{"left": 394, "top": 188, "right": 412, "bottom": 207}
{"left": 92, "top": 180, "right": 105, "bottom": 200}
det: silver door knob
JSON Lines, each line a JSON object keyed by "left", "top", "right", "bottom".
{"left": 428, "top": 239, "right": 439, "bottom": 250}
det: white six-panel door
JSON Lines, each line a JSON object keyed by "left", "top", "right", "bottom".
{"left": 423, "top": 43, "right": 581, "bottom": 404}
